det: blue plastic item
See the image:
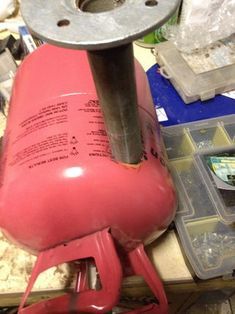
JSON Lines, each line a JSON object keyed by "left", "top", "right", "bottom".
{"left": 147, "top": 65, "right": 235, "bottom": 127}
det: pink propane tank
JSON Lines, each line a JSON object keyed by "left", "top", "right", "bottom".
{"left": 0, "top": 44, "right": 176, "bottom": 252}
{"left": 0, "top": 44, "right": 176, "bottom": 314}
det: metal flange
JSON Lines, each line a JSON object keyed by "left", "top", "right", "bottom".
{"left": 21, "top": 0, "right": 180, "bottom": 50}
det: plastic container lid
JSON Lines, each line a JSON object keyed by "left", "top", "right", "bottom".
{"left": 156, "top": 41, "right": 235, "bottom": 104}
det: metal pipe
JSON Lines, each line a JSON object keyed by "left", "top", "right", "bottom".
{"left": 87, "top": 44, "right": 142, "bottom": 164}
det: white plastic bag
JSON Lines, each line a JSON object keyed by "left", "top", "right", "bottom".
{"left": 164, "top": 0, "right": 235, "bottom": 52}
{"left": 0, "top": 0, "right": 16, "bottom": 21}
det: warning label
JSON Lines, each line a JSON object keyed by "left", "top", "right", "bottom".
{"left": 13, "top": 102, "right": 68, "bottom": 143}
{"left": 28, "top": 154, "right": 68, "bottom": 169}
{"left": 81, "top": 100, "right": 111, "bottom": 158}
{"left": 10, "top": 133, "right": 68, "bottom": 167}
{"left": 8, "top": 97, "right": 113, "bottom": 170}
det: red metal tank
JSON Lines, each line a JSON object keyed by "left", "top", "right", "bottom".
{"left": 0, "top": 44, "right": 176, "bottom": 252}
{"left": 0, "top": 44, "right": 176, "bottom": 313}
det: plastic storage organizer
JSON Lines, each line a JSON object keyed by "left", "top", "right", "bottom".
{"left": 156, "top": 41, "right": 235, "bottom": 104}
{"left": 162, "top": 115, "right": 235, "bottom": 279}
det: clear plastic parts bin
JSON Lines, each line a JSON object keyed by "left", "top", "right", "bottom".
{"left": 156, "top": 41, "right": 235, "bottom": 104}
{"left": 195, "top": 147, "right": 235, "bottom": 223}
{"left": 162, "top": 115, "right": 235, "bottom": 279}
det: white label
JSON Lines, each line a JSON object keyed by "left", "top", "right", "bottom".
{"left": 222, "top": 90, "right": 235, "bottom": 100}
{"left": 23, "top": 34, "right": 37, "bottom": 53}
{"left": 156, "top": 107, "right": 168, "bottom": 122}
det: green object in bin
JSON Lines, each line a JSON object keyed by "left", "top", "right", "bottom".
{"left": 137, "top": 5, "right": 180, "bottom": 47}
{"left": 142, "top": 32, "right": 156, "bottom": 45}
{"left": 206, "top": 156, "right": 235, "bottom": 187}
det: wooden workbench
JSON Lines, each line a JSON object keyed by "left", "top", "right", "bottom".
{"left": 1, "top": 227, "right": 235, "bottom": 311}
{"left": 0, "top": 26, "right": 235, "bottom": 312}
